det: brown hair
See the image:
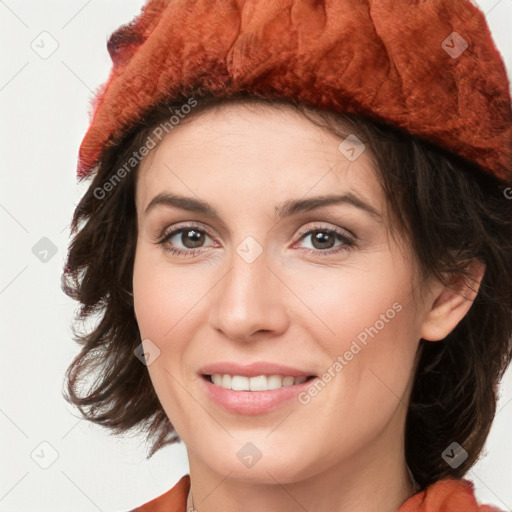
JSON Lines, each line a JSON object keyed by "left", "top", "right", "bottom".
{"left": 61, "top": 93, "right": 512, "bottom": 489}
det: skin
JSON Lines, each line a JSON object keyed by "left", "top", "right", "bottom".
{"left": 132, "top": 102, "right": 485, "bottom": 512}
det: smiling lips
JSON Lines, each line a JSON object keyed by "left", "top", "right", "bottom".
{"left": 199, "top": 361, "right": 318, "bottom": 414}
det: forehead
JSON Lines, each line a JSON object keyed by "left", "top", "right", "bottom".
{"left": 135, "top": 101, "right": 383, "bottom": 214}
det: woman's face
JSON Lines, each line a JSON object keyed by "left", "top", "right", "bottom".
{"left": 132, "top": 102, "right": 431, "bottom": 484}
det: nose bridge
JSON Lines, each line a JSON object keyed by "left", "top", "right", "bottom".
{"left": 209, "top": 235, "right": 289, "bottom": 340}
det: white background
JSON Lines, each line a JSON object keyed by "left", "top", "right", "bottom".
{"left": 1, "top": 1, "right": 511, "bottom": 511}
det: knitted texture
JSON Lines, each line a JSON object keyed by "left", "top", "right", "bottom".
{"left": 77, "top": 0, "right": 512, "bottom": 181}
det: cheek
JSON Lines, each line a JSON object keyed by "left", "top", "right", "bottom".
{"left": 294, "top": 255, "right": 417, "bottom": 355}
{"left": 132, "top": 248, "right": 197, "bottom": 435}
{"left": 132, "top": 261, "right": 168, "bottom": 340}
{"left": 297, "top": 259, "right": 421, "bottom": 412}
{"left": 132, "top": 244, "right": 201, "bottom": 339}
{"left": 133, "top": 247, "right": 178, "bottom": 351}
{"left": 321, "top": 292, "right": 419, "bottom": 424}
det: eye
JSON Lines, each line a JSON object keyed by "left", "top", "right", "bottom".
{"left": 155, "top": 222, "right": 357, "bottom": 258}
{"left": 156, "top": 222, "right": 215, "bottom": 257}
{"left": 295, "top": 224, "right": 356, "bottom": 256}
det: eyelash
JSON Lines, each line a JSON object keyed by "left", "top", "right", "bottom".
{"left": 155, "top": 222, "right": 357, "bottom": 258}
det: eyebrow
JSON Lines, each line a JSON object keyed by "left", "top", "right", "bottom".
{"left": 144, "top": 192, "right": 382, "bottom": 220}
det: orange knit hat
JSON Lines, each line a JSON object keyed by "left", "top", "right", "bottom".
{"left": 77, "top": 0, "right": 512, "bottom": 181}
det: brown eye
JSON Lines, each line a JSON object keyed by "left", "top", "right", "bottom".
{"left": 296, "top": 224, "right": 356, "bottom": 256}
{"left": 162, "top": 227, "right": 210, "bottom": 249}
{"left": 156, "top": 223, "right": 215, "bottom": 257}
{"left": 178, "top": 228, "right": 206, "bottom": 249}
{"left": 309, "top": 230, "right": 337, "bottom": 250}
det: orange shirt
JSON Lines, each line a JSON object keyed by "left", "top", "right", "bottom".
{"left": 130, "top": 474, "right": 505, "bottom": 512}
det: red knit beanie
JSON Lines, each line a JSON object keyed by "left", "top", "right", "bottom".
{"left": 77, "top": 0, "right": 512, "bottom": 181}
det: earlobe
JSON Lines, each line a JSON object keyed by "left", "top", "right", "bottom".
{"left": 420, "top": 259, "right": 486, "bottom": 342}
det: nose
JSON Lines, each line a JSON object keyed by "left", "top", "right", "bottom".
{"left": 208, "top": 244, "right": 290, "bottom": 342}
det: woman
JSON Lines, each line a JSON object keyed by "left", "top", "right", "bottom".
{"left": 62, "top": 1, "right": 512, "bottom": 511}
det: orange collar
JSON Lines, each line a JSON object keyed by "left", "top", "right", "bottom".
{"left": 398, "top": 477, "right": 503, "bottom": 511}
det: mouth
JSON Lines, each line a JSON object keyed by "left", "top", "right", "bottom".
{"left": 200, "top": 371, "right": 319, "bottom": 415}
{"left": 201, "top": 373, "right": 317, "bottom": 391}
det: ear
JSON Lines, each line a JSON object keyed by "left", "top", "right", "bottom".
{"left": 420, "top": 258, "right": 486, "bottom": 341}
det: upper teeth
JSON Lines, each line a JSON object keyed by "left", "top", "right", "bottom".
{"left": 210, "top": 374, "right": 309, "bottom": 391}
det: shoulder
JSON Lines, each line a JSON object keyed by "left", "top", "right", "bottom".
{"left": 398, "top": 477, "right": 505, "bottom": 512}
{"left": 130, "top": 474, "right": 190, "bottom": 512}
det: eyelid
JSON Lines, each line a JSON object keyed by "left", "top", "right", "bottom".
{"left": 156, "top": 221, "right": 355, "bottom": 243}
{"left": 295, "top": 222, "right": 357, "bottom": 242}
{"left": 156, "top": 221, "right": 216, "bottom": 243}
